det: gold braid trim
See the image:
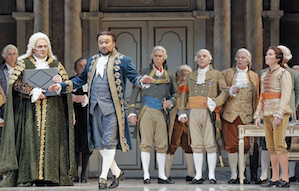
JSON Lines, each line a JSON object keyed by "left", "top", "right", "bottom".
{"left": 38, "top": 98, "right": 47, "bottom": 180}
{"left": 136, "top": 106, "right": 148, "bottom": 140}
{"left": 35, "top": 100, "right": 42, "bottom": 136}
{"left": 58, "top": 62, "right": 69, "bottom": 81}
{"left": 9, "top": 60, "right": 26, "bottom": 84}
{"left": 148, "top": 69, "right": 170, "bottom": 84}
{"left": 127, "top": 104, "right": 136, "bottom": 109}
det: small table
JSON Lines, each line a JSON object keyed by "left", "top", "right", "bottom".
{"left": 238, "top": 124, "right": 299, "bottom": 185}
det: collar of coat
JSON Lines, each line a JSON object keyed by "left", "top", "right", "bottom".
{"left": 190, "top": 64, "right": 214, "bottom": 81}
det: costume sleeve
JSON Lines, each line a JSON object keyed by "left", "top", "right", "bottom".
{"left": 124, "top": 57, "right": 143, "bottom": 88}
{"left": 13, "top": 74, "right": 34, "bottom": 98}
{"left": 254, "top": 74, "right": 264, "bottom": 119}
{"left": 60, "top": 59, "right": 89, "bottom": 94}
{"left": 0, "top": 85, "right": 6, "bottom": 107}
{"left": 127, "top": 85, "right": 141, "bottom": 115}
{"left": 274, "top": 71, "right": 292, "bottom": 119}
{"left": 213, "top": 72, "right": 228, "bottom": 107}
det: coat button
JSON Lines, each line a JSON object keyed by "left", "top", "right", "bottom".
{"left": 195, "top": 90, "right": 197, "bottom": 93}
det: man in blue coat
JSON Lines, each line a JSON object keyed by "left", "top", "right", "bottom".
{"left": 49, "top": 31, "right": 153, "bottom": 189}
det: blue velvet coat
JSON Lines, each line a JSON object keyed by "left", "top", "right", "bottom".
{"left": 60, "top": 50, "right": 143, "bottom": 152}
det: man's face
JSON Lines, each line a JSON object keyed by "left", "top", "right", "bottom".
{"left": 178, "top": 70, "right": 190, "bottom": 85}
{"left": 196, "top": 50, "right": 211, "bottom": 69}
{"left": 4, "top": 48, "right": 17, "bottom": 67}
{"left": 98, "top": 35, "right": 115, "bottom": 55}
{"left": 236, "top": 51, "right": 249, "bottom": 70}
{"left": 75, "top": 60, "right": 87, "bottom": 75}
{"left": 33, "top": 39, "right": 48, "bottom": 59}
{"left": 152, "top": 50, "right": 165, "bottom": 68}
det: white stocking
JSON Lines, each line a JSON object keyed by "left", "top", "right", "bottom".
{"left": 99, "top": 149, "right": 116, "bottom": 180}
{"left": 141, "top": 151, "right": 150, "bottom": 180}
{"left": 260, "top": 150, "right": 270, "bottom": 180}
{"left": 228, "top": 153, "right": 238, "bottom": 180}
{"left": 193, "top": 153, "right": 203, "bottom": 180}
{"left": 165, "top": 154, "right": 174, "bottom": 178}
{"left": 99, "top": 149, "right": 121, "bottom": 178}
{"left": 185, "top": 153, "right": 195, "bottom": 177}
{"left": 207, "top": 152, "right": 217, "bottom": 180}
{"left": 156, "top": 153, "right": 167, "bottom": 180}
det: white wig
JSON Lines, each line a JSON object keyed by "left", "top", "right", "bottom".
{"left": 2, "top": 44, "right": 19, "bottom": 59}
{"left": 18, "top": 32, "right": 57, "bottom": 61}
{"left": 151, "top": 45, "right": 168, "bottom": 60}
{"left": 235, "top": 48, "right": 252, "bottom": 68}
{"left": 177, "top": 64, "right": 192, "bottom": 74}
{"left": 277, "top": 45, "right": 292, "bottom": 61}
{"left": 194, "top": 49, "right": 212, "bottom": 61}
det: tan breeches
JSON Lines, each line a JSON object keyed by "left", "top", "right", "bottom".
{"left": 139, "top": 107, "right": 168, "bottom": 153}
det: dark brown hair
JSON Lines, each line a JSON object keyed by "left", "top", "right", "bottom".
{"left": 268, "top": 46, "right": 285, "bottom": 68}
{"left": 96, "top": 31, "right": 117, "bottom": 43}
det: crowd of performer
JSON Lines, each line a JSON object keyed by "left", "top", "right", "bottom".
{"left": 0, "top": 30, "right": 298, "bottom": 189}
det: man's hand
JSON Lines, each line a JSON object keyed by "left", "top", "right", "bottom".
{"left": 232, "top": 86, "right": 240, "bottom": 94}
{"left": 129, "top": 116, "right": 137, "bottom": 125}
{"left": 180, "top": 117, "right": 188, "bottom": 123}
{"left": 49, "top": 84, "right": 61, "bottom": 92}
{"left": 162, "top": 100, "right": 171, "bottom": 109}
{"left": 38, "top": 90, "right": 47, "bottom": 100}
{"left": 72, "top": 95, "right": 85, "bottom": 103}
{"left": 141, "top": 75, "right": 154, "bottom": 84}
{"left": 255, "top": 117, "right": 261, "bottom": 128}
{"left": 52, "top": 75, "right": 62, "bottom": 83}
{"left": 273, "top": 117, "right": 282, "bottom": 126}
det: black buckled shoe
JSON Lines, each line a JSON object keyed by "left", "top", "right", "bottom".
{"left": 243, "top": 178, "right": 251, "bottom": 184}
{"left": 98, "top": 178, "right": 107, "bottom": 189}
{"left": 108, "top": 171, "right": 125, "bottom": 189}
{"left": 186, "top": 176, "right": 194, "bottom": 181}
{"left": 261, "top": 179, "right": 280, "bottom": 187}
{"left": 158, "top": 178, "right": 175, "bottom": 184}
{"left": 190, "top": 178, "right": 204, "bottom": 184}
{"left": 228, "top": 178, "right": 238, "bottom": 184}
{"left": 253, "top": 178, "right": 268, "bottom": 184}
{"left": 143, "top": 178, "right": 151, "bottom": 184}
{"left": 209, "top": 179, "right": 217, "bottom": 184}
{"left": 289, "top": 176, "right": 296, "bottom": 182}
{"left": 71, "top": 176, "right": 79, "bottom": 182}
{"left": 277, "top": 180, "right": 290, "bottom": 188}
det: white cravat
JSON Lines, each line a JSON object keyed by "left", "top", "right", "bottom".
{"left": 96, "top": 55, "right": 109, "bottom": 78}
{"left": 197, "top": 65, "right": 209, "bottom": 84}
{"left": 33, "top": 55, "right": 49, "bottom": 69}
{"left": 235, "top": 66, "right": 248, "bottom": 88}
{"left": 5, "top": 63, "right": 14, "bottom": 79}
{"left": 153, "top": 65, "right": 164, "bottom": 77}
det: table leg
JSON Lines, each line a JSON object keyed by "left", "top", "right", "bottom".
{"left": 239, "top": 137, "right": 244, "bottom": 185}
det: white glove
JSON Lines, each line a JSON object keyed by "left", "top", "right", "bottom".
{"left": 207, "top": 97, "right": 216, "bottom": 112}
{"left": 30, "top": 88, "right": 43, "bottom": 103}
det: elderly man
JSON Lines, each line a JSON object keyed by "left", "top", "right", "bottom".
{"left": 0, "top": 44, "right": 18, "bottom": 131}
{"left": 179, "top": 49, "right": 228, "bottom": 184}
{"left": 166, "top": 64, "right": 195, "bottom": 181}
{"left": 0, "top": 32, "right": 76, "bottom": 187}
{"left": 128, "top": 46, "right": 176, "bottom": 184}
{"left": 222, "top": 48, "right": 259, "bottom": 184}
{"left": 258, "top": 45, "right": 299, "bottom": 184}
{"left": 49, "top": 31, "right": 153, "bottom": 189}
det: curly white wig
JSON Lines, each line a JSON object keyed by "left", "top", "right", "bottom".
{"left": 194, "top": 49, "right": 212, "bottom": 61}
{"left": 277, "top": 45, "right": 292, "bottom": 61}
{"left": 18, "top": 32, "right": 57, "bottom": 61}
{"left": 176, "top": 64, "right": 192, "bottom": 74}
{"left": 151, "top": 45, "right": 168, "bottom": 60}
{"left": 2, "top": 44, "right": 19, "bottom": 59}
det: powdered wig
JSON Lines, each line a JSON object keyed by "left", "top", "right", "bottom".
{"left": 151, "top": 46, "right": 168, "bottom": 60}
{"left": 194, "top": 49, "right": 212, "bottom": 61}
{"left": 277, "top": 45, "right": 292, "bottom": 61}
{"left": 18, "top": 32, "right": 57, "bottom": 61}
{"left": 2, "top": 44, "right": 19, "bottom": 59}
{"left": 176, "top": 64, "right": 192, "bottom": 75}
{"left": 235, "top": 48, "right": 252, "bottom": 68}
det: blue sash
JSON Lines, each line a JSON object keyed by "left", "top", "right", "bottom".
{"left": 141, "top": 95, "right": 163, "bottom": 110}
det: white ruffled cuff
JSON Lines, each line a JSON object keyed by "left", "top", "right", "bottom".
{"left": 81, "top": 95, "right": 89, "bottom": 107}
{"left": 128, "top": 113, "right": 137, "bottom": 118}
{"left": 30, "top": 88, "right": 43, "bottom": 103}
{"left": 207, "top": 97, "right": 216, "bottom": 112}
{"left": 178, "top": 113, "right": 187, "bottom": 121}
{"left": 229, "top": 85, "right": 237, "bottom": 97}
{"left": 55, "top": 84, "right": 62, "bottom": 94}
{"left": 140, "top": 75, "right": 150, "bottom": 89}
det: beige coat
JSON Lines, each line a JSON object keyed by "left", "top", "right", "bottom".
{"left": 222, "top": 67, "right": 260, "bottom": 124}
